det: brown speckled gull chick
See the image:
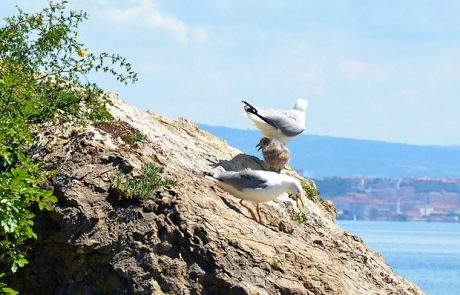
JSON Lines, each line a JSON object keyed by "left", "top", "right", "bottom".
{"left": 257, "top": 137, "right": 290, "bottom": 173}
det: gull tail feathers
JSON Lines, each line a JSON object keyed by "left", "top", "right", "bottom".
{"left": 241, "top": 100, "right": 257, "bottom": 113}
{"left": 203, "top": 171, "right": 214, "bottom": 178}
{"left": 204, "top": 171, "right": 221, "bottom": 182}
{"left": 241, "top": 100, "right": 276, "bottom": 127}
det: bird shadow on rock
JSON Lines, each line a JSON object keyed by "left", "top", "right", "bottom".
{"left": 219, "top": 196, "right": 244, "bottom": 215}
{"left": 211, "top": 153, "right": 268, "bottom": 172}
{"left": 218, "top": 196, "right": 277, "bottom": 229}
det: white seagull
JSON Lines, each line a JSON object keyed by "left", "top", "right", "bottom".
{"left": 242, "top": 98, "right": 308, "bottom": 142}
{"left": 204, "top": 170, "right": 305, "bottom": 223}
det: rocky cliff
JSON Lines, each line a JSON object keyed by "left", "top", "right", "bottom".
{"left": 12, "top": 93, "right": 424, "bottom": 295}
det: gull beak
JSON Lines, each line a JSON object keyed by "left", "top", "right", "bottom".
{"left": 256, "top": 143, "right": 262, "bottom": 151}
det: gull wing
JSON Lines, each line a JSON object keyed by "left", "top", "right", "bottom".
{"left": 258, "top": 109, "right": 304, "bottom": 137}
{"left": 217, "top": 171, "right": 269, "bottom": 191}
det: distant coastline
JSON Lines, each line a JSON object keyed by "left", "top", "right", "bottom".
{"left": 337, "top": 214, "right": 459, "bottom": 223}
{"left": 318, "top": 176, "right": 460, "bottom": 222}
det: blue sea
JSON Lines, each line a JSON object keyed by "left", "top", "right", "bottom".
{"left": 339, "top": 221, "right": 460, "bottom": 295}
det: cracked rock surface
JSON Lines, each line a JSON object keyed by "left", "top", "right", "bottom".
{"left": 13, "top": 93, "right": 424, "bottom": 295}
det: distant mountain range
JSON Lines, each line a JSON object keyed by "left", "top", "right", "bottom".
{"left": 198, "top": 124, "right": 460, "bottom": 178}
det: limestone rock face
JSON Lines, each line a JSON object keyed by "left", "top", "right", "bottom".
{"left": 13, "top": 93, "right": 424, "bottom": 295}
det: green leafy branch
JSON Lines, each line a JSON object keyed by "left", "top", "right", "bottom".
{"left": 0, "top": 1, "right": 137, "bottom": 292}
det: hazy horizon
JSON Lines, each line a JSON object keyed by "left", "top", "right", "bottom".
{"left": 198, "top": 122, "right": 460, "bottom": 148}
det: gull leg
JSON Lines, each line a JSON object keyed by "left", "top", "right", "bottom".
{"left": 299, "top": 197, "right": 305, "bottom": 209}
{"left": 295, "top": 195, "right": 305, "bottom": 209}
{"left": 239, "top": 199, "right": 258, "bottom": 221}
{"left": 296, "top": 195, "right": 305, "bottom": 209}
{"left": 256, "top": 203, "right": 263, "bottom": 224}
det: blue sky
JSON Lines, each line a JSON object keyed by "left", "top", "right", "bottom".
{"left": 2, "top": 1, "right": 460, "bottom": 145}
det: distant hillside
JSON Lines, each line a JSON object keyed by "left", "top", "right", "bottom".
{"left": 199, "top": 124, "right": 460, "bottom": 178}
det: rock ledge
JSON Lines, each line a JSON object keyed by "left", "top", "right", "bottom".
{"left": 14, "top": 93, "right": 424, "bottom": 295}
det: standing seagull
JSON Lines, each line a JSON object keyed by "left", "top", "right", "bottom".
{"left": 204, "top": 170, "right": 305, "bottom": 223}
{"left": 242, "top": 98, "right": 308, "bottom": 142}
{"left": 257, "top": 137, "right": 290, "bottom": 173}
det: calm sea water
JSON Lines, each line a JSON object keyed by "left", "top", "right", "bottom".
{"left": 339, "top": 221, "right": 460, "bottom": 295}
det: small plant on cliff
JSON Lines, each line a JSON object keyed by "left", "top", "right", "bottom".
{"left": 270, "top": 258, "right": 284, "bottom": 272}
{"left": 130, "top": 132, "right": 147, "bottom": 143}
{"left": 300, "top": 179, "right": 320, "bottom": 203}
{"left": 292, "top": 212, "right": 308, "bottom": 225}
{"left": 114, "top": 163, "right": 176, "bottom": 200}
{"left": 0, "top": 1, "right": 137, "bottom": 292}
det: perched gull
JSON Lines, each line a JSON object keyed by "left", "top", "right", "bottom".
{"left": 256, "top": 137, "right": 290, "bottom": 173}
{"left": 204, "top": 170, "right": 305, "bottom": 223}
{"left": 242, "top": 98, "right": 308, "bottom": 142}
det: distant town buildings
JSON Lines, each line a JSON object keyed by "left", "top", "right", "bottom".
{"left": 315, "top": 177, "right": 460, "bottom": 222}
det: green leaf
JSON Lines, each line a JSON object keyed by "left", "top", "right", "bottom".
{"left": 1, "top": 287, "right": 19, "bottom": 295}
{"left": 17, "top": 258, "right": 28, "bottom": 267}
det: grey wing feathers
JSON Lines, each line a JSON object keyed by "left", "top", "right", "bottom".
{"left": 260, "top": 110, "right": 304, "bottom": 137}
{"left": 217, "top": 171, "right": 269, "bottom": 191}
